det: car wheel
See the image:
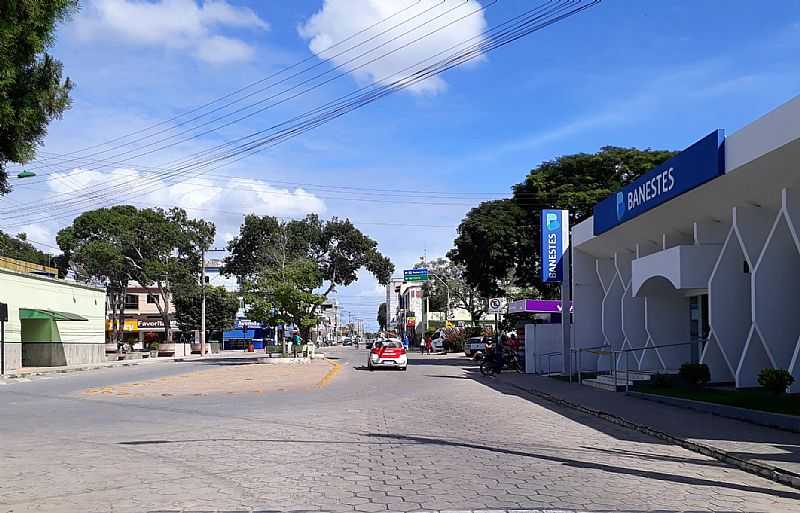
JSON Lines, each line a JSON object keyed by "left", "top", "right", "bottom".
{"left": 400, "top": 366, "right": 407, "bottom": 371}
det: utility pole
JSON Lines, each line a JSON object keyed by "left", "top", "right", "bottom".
{"left": 199, "top": 248, "right": 227, "bottom": 357}
{"left": 200, "top": 247, "right": 206, "bottom": 357}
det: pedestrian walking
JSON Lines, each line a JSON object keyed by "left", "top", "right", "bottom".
{"left": 425, "top": 335, "right": 433, "bottom": 355}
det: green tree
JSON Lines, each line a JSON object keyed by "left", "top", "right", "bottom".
{"left": 173, "top": 284, "right": 239, "bottom": 338}
{"left": 57, "top": 205, "right": 215, "bottom": 347}
{"left": 57, "top": 205, "right": 140, "bottom": 349}
{"left": 377, "top": 302, "right": 387, "bottom": 331}
{"left": 418, "top": 257, "right": 488, "bottom": 326}
{"left": 130, "top": 207, "right": 215, "bottom": 344}
{"left": 0, "top": 230, "right": 50, "bottom": 265}
{"left": 245, "top": 258, "right": 326, "bottom": 343}
{"left": 226, "top": 214, "right": 394, "bottom": 341}
{"left": 0, "top": 0, "right": 78, "bottom": 194}
{"left": 450, "top": 147, "right": 677, "bottom": 298}
{"left": 448, "top": 199, "right": 528, "bottom": 298}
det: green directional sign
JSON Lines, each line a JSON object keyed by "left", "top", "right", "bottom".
{"left": 404, "top": 269, "right": 429, "bottom": 282}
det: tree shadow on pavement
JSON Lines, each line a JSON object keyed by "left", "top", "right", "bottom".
{"left": 366, "top": 432, "right": 800, "bottom": 500}
{"left": 413, "top": 356, "right": 800, "bottom": 477}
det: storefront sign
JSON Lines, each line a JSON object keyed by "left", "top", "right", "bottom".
{"left": 137, "top": 319, "right": 178, "bottom": 330}
{"left": 540, "top": 209, "right": 569, "bottom": 283}
{"left": 593, "top": 130, "right": 725, "bottom": 235}
{"left": 508, "top": 299, "right": 573, "bottom": 314}
{"left": 406, "top": 317, "right": 416, "bottom": 328}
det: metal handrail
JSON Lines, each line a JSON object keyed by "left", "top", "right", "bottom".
{"left": 538, "top": 351, "right": 562, "bottom": 375}
{"left": 570, "top": 344, "right": 611, "bottom": 384}
{"left": 611, "top": 339, "right": 705, "bottom": 392}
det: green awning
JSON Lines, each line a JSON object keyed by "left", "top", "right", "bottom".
{"left": 19, "top": 309, "right": 88, "bottom": 321}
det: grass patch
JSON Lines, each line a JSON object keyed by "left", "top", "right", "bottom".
{"left": 635, "top": 385, "right": 800, "bottom": 416}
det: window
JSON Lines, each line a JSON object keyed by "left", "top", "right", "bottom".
{"left": 124, "top": 294, "right": 138, "bottom": 310}
{"left": 146, "top": 294, "right": 160, "bottom": 304}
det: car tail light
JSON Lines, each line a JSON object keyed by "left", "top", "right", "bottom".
{"left": 400, "top": 347, "right": 406, "bottom": 355}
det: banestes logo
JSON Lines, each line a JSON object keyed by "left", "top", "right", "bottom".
{"left": 546, "top": 212, "right": 560, "bottom": 231}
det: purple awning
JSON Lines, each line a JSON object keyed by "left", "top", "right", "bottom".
{"left": 508, "top": 299, "right": 573, "bottom": 314}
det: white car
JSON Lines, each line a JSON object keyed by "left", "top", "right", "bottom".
{"left": 367, "top": 339, "right": 408, "bottom": 370}
{"left": 464, "top": 337, "right": 486, "bottom": 357}
{"left": 431, "top": 330, "right": 446, "bottom": 353}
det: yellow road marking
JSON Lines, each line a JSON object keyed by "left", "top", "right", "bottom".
{"left": 316, "top": 359, "right": 342, "bottom": 388}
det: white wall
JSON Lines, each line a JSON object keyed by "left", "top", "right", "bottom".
{"left": 0, "top": 269, "right": 105, "bottom": 371}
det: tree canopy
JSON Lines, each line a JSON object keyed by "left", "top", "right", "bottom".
{"left": 226, "top": 214, "right": 393, "bottom": 339}
{"left": 173, "top": 284, "right": 239, "bottom": 335}
{"left": 0, "top": 230, "right": 51, "bottom": 265}
{"left": 57, "top": 205, "right": 215, "bottom": 345}
{"left": 418, "top": 257, "right": 488, "bottom": 325}
{"left": 0, "top": 0, "right": 78, "bottom": 194}
{"left": 451, "top": 146, "right": 677, "bottom": 298}
{"left": 377, "top": 302, "right": 387, "bottom": 331}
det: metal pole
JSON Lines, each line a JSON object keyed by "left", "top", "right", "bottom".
{"left": 561, "top": 234, "right": 571, "bottom": 375}
{"left": 200, "top": 247, "right": 206, "bottom": 357}
{"left": 1, "top": 319, "right": 5, "bottom": 376}
{"left": 625, "top": 350, "right": 630, "bottom": 392}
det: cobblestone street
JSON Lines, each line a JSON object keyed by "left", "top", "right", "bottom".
{"left": 1, "top": 348, "right": 798, "bottom": 513}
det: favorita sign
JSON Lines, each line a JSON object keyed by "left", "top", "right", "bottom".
{"left": 540, "top": 209, "right": 569, "bottom": 283}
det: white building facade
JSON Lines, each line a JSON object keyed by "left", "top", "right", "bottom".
{"left": 572, "top": 96, "right": 800, "bottom": 391}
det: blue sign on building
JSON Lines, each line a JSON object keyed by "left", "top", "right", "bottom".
{"left": 593, "top": 129, "right": 725, "bottom": 235}
{"left": 541, "top": 209, "right": 569, "bottom": 283}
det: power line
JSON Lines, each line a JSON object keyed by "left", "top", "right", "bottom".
{"left": 13, "top": 0, "right": 487, "bottom": 191}
{"left": 0, "top": 0, "right": 568, "bottom": 222}
{"left": 0, "top": 1, "right": 600, "bottom": 227}
{"left": 18, "top": 0, "right": 432, "bottom": 175}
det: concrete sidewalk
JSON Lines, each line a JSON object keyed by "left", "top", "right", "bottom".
{"left": 498, "top": 372, "right": 800, "bottom": 487}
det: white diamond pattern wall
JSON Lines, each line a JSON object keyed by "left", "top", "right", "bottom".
{"left": 752, "top": 213, "right": 800, "bottom": 370}
{"left": 706, "top": 226, "right": 751, "bottom": 380}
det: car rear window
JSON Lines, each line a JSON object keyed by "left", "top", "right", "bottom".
{"left": 379, "top": 341, "right": 402, "bottom": 348}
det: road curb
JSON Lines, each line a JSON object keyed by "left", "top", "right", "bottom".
{"left": 502, "top": 379, "right": 800, "bottom": 490}
{"left": 1, "top": 358, "right": 167, "bottom": 379}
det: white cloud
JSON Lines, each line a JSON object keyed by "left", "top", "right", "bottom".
{"left": 17, "top": 224, "right": 56, "bottom": 253}
{"left": 75, "top": 0, "right": 268, "bottom": 64}
{"left": 193, "top": 35, "right": 255, "bottom": 64}
{"left": 45, "top": 168, "right": 327, "bottom": 245}
{"left": 298, "top": 0, "right": 488, "bottom": 95}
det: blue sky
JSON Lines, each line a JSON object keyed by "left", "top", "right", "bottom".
{"left": 1, "top": 0, "right": 799, "bottom": 329}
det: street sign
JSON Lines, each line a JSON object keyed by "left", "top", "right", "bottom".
{"left": 403, "top": 268, "right": 429, "bottom": 282}
{"left": 487, "top": 297, "right": 504, "bottom": 314}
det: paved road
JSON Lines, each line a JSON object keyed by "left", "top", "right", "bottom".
{"left": 1, "top": 347, "right": 798, "bottom": 513}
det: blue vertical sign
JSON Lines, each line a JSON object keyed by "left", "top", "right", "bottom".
{"left": 541, "top": 209, "right": 569, "bottom": 283}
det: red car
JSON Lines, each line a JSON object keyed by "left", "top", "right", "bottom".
{"left": 367, "top": 339, "right": 408, "bottom": 371}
